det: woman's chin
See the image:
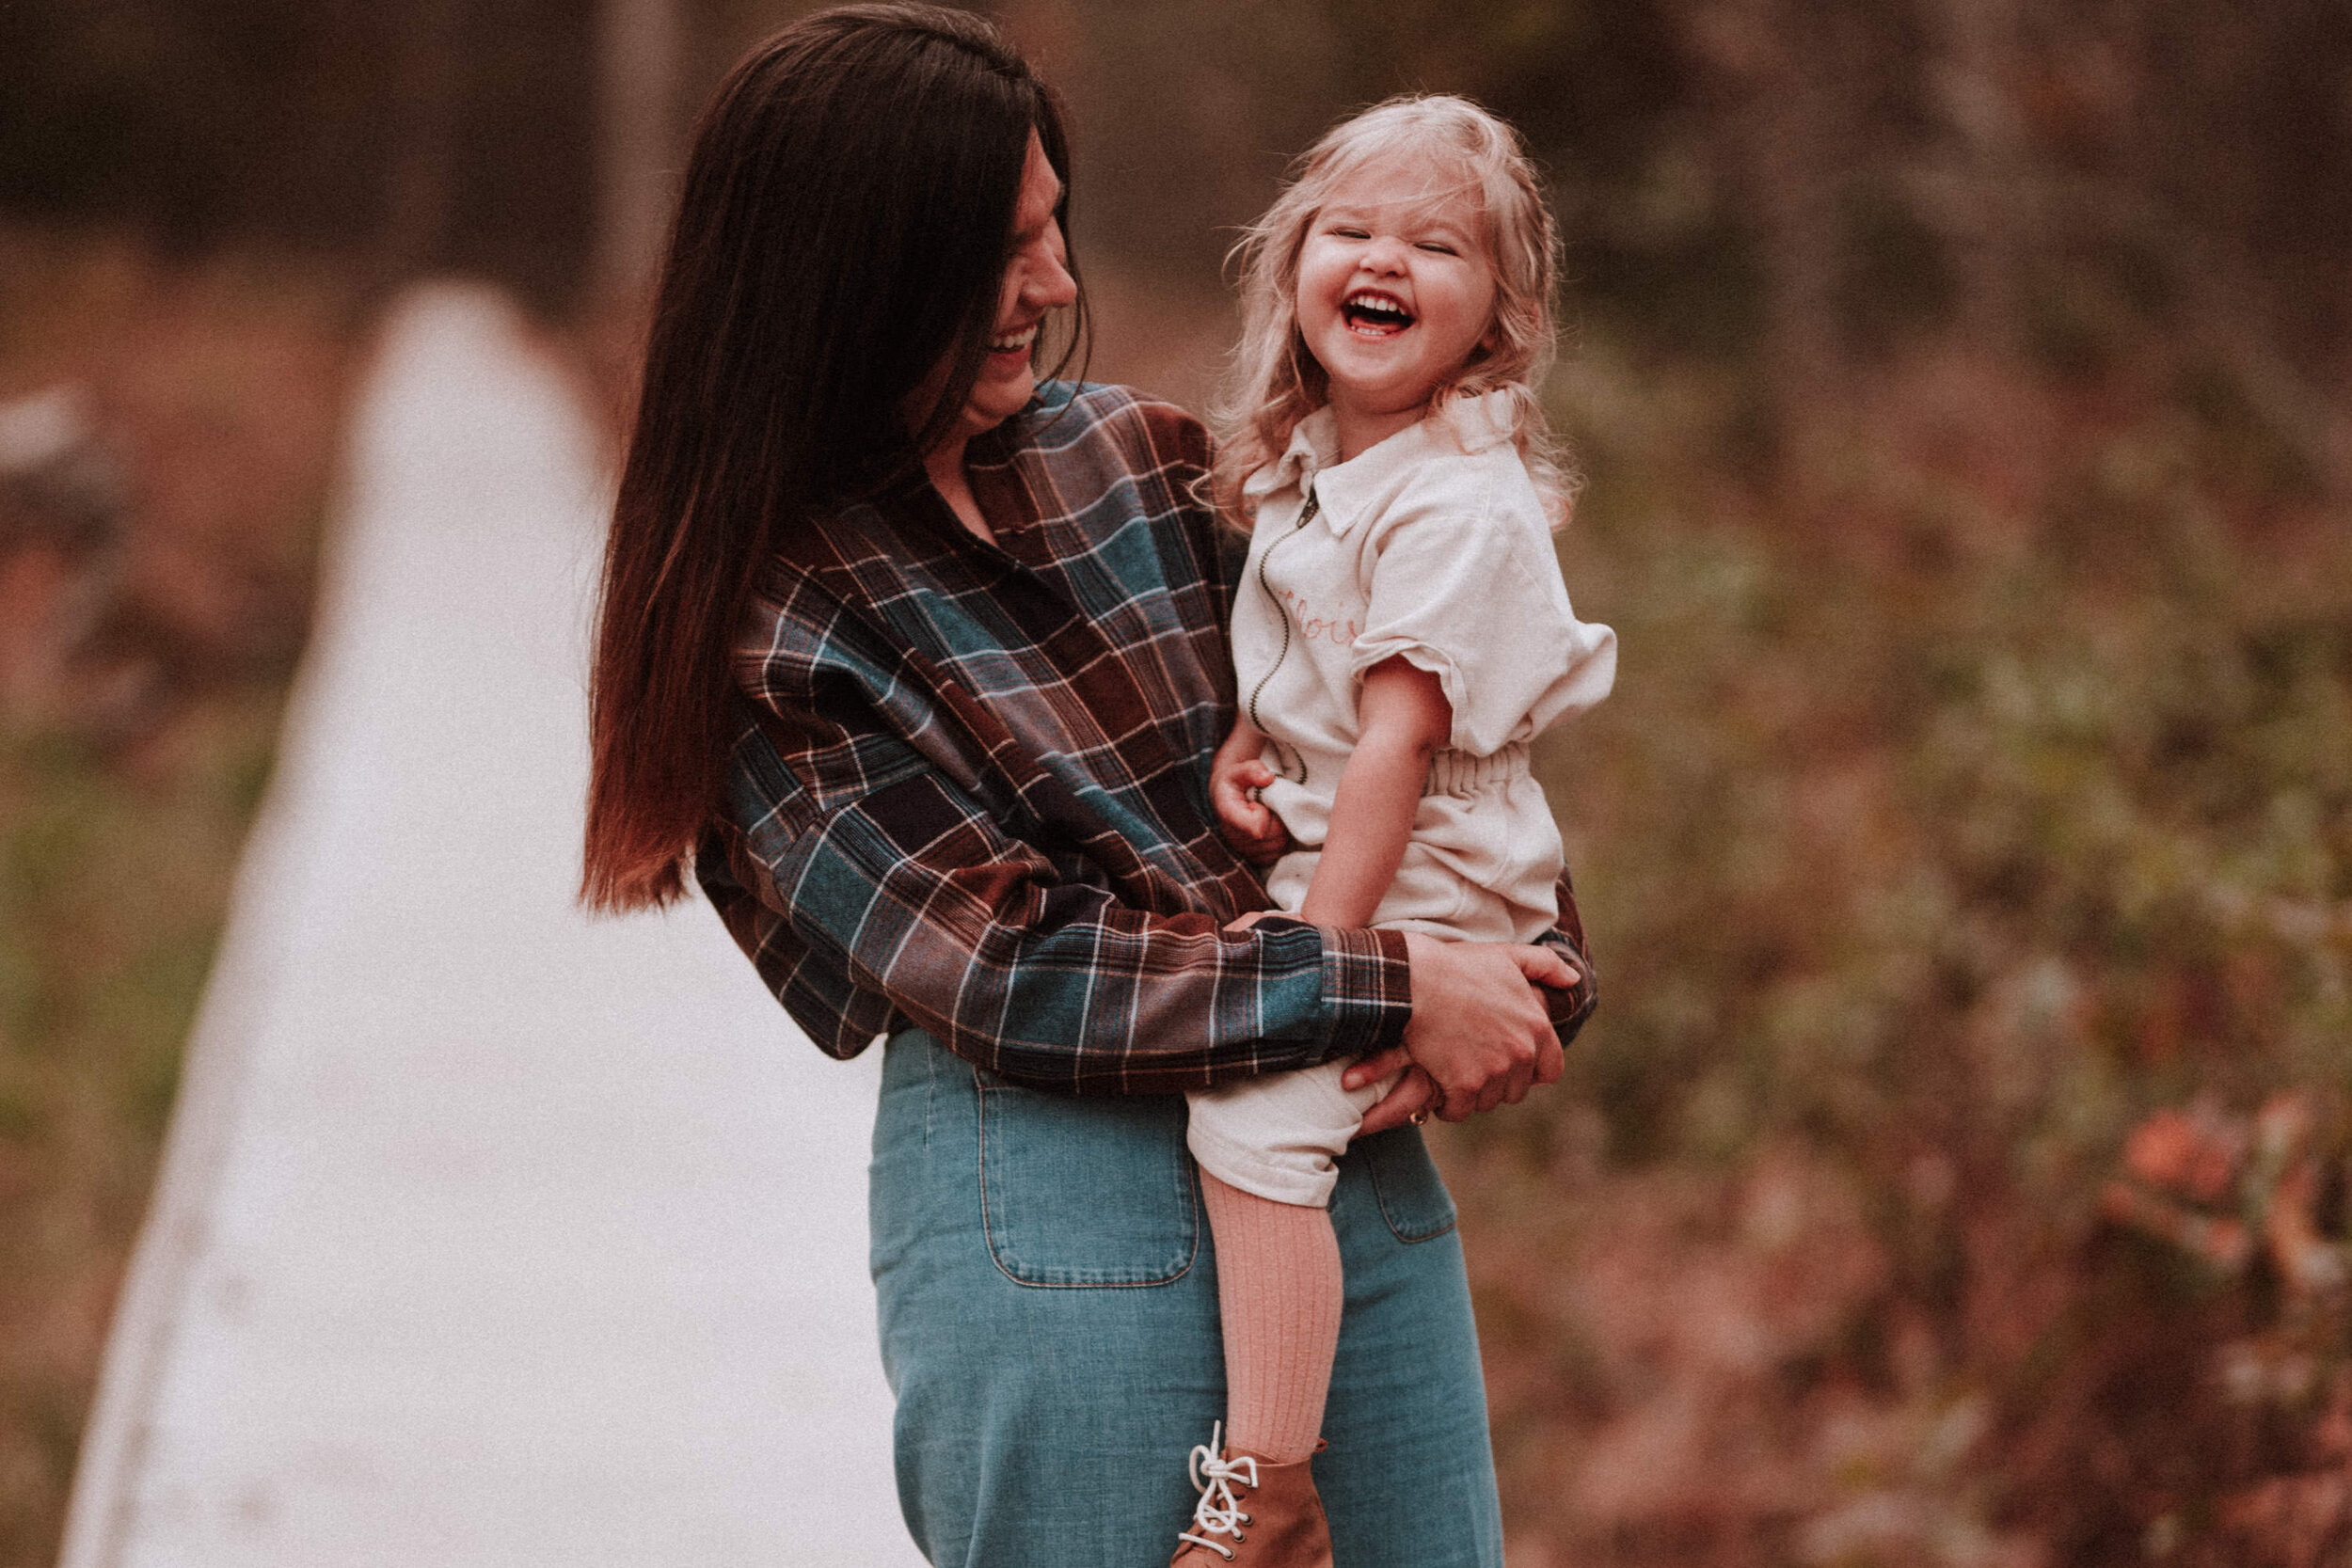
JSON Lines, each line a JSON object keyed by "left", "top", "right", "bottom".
{"left": 964, "top": 364, "right": 1037, "bottom": 430}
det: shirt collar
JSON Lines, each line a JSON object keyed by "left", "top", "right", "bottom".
{"left": 1241, "top": 405, "right": 1339, "bottom": 508}
{"left": 1241, "top": 390, "right": 1517, "bottom": 538}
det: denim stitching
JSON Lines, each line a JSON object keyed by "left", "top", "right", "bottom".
{"left": 1366, "top": 1131, "right": 1459, "bottom": 1244}
{"left": 975, "top": 1068, "right": 1200, "bottom": 1289}
{"left": 922, "top": 1035, "right": 936, "bottom": 1152}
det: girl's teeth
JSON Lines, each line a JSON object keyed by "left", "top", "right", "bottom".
{"left": 991, "top": 325, "right": 1038, "bottom": 352}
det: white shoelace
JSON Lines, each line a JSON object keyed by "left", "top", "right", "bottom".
{"left": 1175, "top": 1421, "right": 1258, "bottom": 1562}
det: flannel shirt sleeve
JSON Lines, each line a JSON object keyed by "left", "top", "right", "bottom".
{"left": 1538, "top": 870, "right": 1599, "bottom": 1046}
{"left": 708, "top": 705, "right": 1412, "bottom": 1095}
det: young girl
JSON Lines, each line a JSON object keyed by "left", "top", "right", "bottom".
{"left": 1169, "top": 97, "right": 1617, "bottom": 1566}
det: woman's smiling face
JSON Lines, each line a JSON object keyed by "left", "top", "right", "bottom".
{"left": 1294, "top": 157, "right": 1497, "bottom": 453}
{"left": 909, "top": 131, "right": 1076, "bottom": 457}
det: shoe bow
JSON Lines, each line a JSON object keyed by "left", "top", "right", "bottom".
{"left": 1176, "top": 1421, "right": 1258, "bottom": 1561}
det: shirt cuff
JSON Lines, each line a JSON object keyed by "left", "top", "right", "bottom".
{"left": 1315, "top": 924, "right": 1413, "bottom": 1060}
{"left": 1537, "top": 927, "right": 1598, "bottom": 1046}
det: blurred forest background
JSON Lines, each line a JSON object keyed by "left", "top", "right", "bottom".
{"left": 2, "top": 0, "right": 2349, "bottom": 1563}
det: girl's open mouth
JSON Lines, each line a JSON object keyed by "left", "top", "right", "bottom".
{"left": 1342, "top": 292, "right": 1414, "bottom": 336}
{"left": 989, "top": 323, "right": 1040, "bottom": 356}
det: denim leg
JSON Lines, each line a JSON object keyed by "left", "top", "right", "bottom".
{"left": 868, "top": 1030, "right": 1502, "bottom": 1568}
{"left": 1321, "top": 1128, "right": 1506, "bottom": 1568}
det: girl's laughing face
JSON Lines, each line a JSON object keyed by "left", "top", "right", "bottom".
{"left": 1294, "top": 157, "right": 1497, "bottom": 452}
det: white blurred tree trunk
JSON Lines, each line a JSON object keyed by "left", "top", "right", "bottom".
{"left": 596, "top": 0, "right": 684, "bottom": 305}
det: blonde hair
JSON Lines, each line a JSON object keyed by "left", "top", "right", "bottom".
{"left": 1212, "top": 94, "right": 1576, "bottom": 526}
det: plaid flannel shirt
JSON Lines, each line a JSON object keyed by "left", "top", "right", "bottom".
{"left": 696, "top": 382, "right": 1596, "bottom": 1093}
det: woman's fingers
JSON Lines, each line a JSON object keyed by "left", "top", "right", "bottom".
{"left": 1399, "top": 934, "right": 1559, "bottom": 1121}
{"left": 1507, "top": 943, "right": 1580, "bottom": 990}
{"left": 1342, "top": 1044, "right": 1413, "bottom": 1092}
{"left": 1505, "top": 943, "right": 1573, "bottom": 1089}
{"left": 1475, "top": 1079, "right": 1507, "bottom": 1116}
{"left": 1357, "top": 1066, "right": 1437, "bottom": 1136}
{"left": 1534, "top": 1031, "right": 1565, "bottom": 1085}
{"left": 1492, "top": 1045, "right": 1535, "bottom": 1108}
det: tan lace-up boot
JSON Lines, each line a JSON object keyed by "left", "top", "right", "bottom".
{"left": 1168, "top": 1423, "right": 1334, "bottom": 1568}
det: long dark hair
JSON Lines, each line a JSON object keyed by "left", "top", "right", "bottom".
{"left": 582, "top": 3, "right": 1082, "bottom": 911}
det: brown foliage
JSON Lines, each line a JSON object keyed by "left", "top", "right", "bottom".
{"left": 0, "top": 229, "right": 368, "bottom": 750}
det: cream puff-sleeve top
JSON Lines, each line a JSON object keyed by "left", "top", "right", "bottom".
{"left": 1230, "top": 391, "right": 1617, "bottom": 941}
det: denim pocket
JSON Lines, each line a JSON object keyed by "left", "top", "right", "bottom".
{"left": 1360, "top": 1127, "right": 1459, "bottom": 1243}
{"left": 976, "top": 1069, "right": 1200, "bottom": 1288}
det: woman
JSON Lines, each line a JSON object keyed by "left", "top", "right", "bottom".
{"left": 580, "top": 8, "right": 1593, "bottom": 1565}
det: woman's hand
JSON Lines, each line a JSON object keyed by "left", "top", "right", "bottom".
{"left": 1348, "top": 934, "right": 1576, "bottom": 1129}
{"left": 1354, "top": 1063, "right": 1440, "bottom": 1135}
{"left": 1209, "top": 721, "right": 1291, "bottom": 863}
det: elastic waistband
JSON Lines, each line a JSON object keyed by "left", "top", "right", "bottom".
{"left": 1422, "top": 743, "right": 1531, "bottom": 797}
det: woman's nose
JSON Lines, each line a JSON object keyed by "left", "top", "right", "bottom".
{"left": 1024, "top": 233, "right": 1078, "bottom": 310}
{"left": 1359, "top": 234, "right": 1409, "bottom": 274}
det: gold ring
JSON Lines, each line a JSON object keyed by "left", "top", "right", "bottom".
{"left": 1409, "top": 1109, "right": 1429, "bottom": 1126}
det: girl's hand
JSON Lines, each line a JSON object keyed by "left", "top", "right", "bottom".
{"left": 1347, "top": 935, "right": 1575, "bottom": 1123}
{"left": 1210, "top": 725, "right": 1291, "bottom": 863}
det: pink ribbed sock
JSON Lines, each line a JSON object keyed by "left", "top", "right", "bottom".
{"left": 1200, "top": 1171, "right": 1344, "bottom": 1465}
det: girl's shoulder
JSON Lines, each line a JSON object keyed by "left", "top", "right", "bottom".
{"left": 1359, "top": 414, "right": 1545, "bottom": 532}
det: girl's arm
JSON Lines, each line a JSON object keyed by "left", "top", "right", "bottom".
{"left": 1295, "top": 657, "right": 1451, "bottom": 927}
{"left": 1306, "top": 658, "right": 1569, "bottom": 1122}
